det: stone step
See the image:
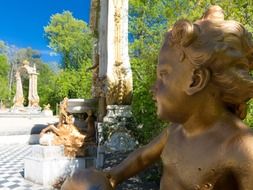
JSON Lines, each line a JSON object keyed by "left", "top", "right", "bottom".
{"left": 0, "top": 116, "right": 57, "bottom": 144}
{"left": 0, "top": 116, "right": 58, "bottom": 136}
{"left": 0, "top": 134, "right": 40, "bottom": 144}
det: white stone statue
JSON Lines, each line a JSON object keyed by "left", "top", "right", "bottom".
{"left": 13, "top": 60, "right": 40, "bottom": 109}
{"left": 13, "top": 71, "right": 24, "bottom": 107}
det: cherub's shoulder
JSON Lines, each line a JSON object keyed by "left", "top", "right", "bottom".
{"left": 227, "top": 128, "right": 253, "bottom": 161}
{"left": 228, "top": 128, "right": 253, "bottom": 147}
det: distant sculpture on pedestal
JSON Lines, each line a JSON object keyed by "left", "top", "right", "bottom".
{"left": 42, "top": 104, "right": 53, "bottom": 116}
{"left": 40, "top": 98, "right": 96, "bottom": 157}
{"left": 13, "top": 60, "right": 40, "bottom": 110}
{"left": 13, "top": 71, "right": 24, "bottom": 107}
{"left": 62, "top": 6, "right": 253, "bottom": 190}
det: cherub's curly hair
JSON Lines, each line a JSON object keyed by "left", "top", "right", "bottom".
{"left": 165, "top": 6, "right": 253, "bottom": 119}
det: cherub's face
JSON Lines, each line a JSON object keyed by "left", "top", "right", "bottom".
{"left": 153, "top": 41, "right": 194, "bottom": 123}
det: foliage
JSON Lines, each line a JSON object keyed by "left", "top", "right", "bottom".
{"left": 0, "top": 54, "right": 10, "bottom": 103}
{"left": 161, "top": 0, "right": 253, "bottom": 31}
{"left": 0, "top": 41, "right": 10, "bottom": 104}
{"left": 0, "top": 55, "right": 9, "bottom": 77}
{"left": 37, "top": 62, "right": 56, "bottom": 108}
{"left": 14, "top": 47, "right": 41, "bottom": 64}
{"left": 43, "top": 11, "right": 93, "bottom": 111}
{"left": 44, "top": 11, "right": 93, "bottom": 69}
{"left": 48, "top": 65, "right": 92, "bottom": 113}
{"left": 245, "top": 99, "right": 253, "bottom": 127}
{"left": 129, "top": 0, "right": 169, "bottom": 143}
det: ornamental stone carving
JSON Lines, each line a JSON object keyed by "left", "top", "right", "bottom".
{"left": 13, "top": 60, "right": 40, "bottom": 109}
{"left": 90, "top": 0, "right": 133, "bottom": 105}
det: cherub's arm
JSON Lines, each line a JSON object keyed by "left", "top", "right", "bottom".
{"left": 106, "top": 127, "right": 169, "bottom": 188}
{"left": 40, "top": 124, "right": 60, "bottom": 136}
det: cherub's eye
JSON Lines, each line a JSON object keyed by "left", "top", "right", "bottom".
{"left": 159, "top": 71, "right": 168, "bottom": 79}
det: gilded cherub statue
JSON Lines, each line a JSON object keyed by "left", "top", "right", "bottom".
{"left": 62, "top": 6, "right": 253, "bottom": 189}
{"left": 40, "top": 98, "right": 96, "bottom": 157}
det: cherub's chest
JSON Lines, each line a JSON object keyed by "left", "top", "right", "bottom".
{"left": 161, "top": 133, "right": 228, "bottom": 189}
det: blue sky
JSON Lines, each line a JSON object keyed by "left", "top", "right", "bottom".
{"left": 0, "top": 0, "right": 91, "bottom": 64}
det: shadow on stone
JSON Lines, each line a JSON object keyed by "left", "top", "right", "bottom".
{"left": 20, "top": 169, "right": 24, "bottom": 178}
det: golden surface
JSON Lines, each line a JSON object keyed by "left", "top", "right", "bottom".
{"left": 40, "top": 98, "right": 96, "bottom": 157}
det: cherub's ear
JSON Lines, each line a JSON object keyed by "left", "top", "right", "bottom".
{"left": 185, "top": 68, "right": 210, "bottom": 95}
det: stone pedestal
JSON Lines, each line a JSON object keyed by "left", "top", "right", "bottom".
{"left": 102, "top": 105, "right": 137, "bottom": 152}
{"left": 67, "top": 98, "right": 98, "bottom": 114}
{"left": 41, "top": 109, "right": 53, "bottom": 117}
{"left": 24, "top": 145, "right": 96, "bottom": 187}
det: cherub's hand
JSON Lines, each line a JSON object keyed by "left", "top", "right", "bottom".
{"left": 61, "top": 169, "right": 114, "bottom": 190}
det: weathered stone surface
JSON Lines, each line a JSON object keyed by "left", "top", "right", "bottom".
{"left": 102, "top": 105, "right": 137, "bottom": 152}
{"left": 67, "top": 98, "right": 98, "bottom": 114}
{"left": 41, "top": 109, "right": 53, "bottom": 116}
{"left": 97, "top": 0, "right": 132, "bottom": 105}
{"left": 105, "top": 132, "right": 137, "bottom": 152}
{"left": 24, "top": 145, "right": 97, "bottom": 187}
{"left": 24, "top": 157, "right": 69, "bottom": 186}
{"left": 31, "top": 145, "right": 64, "bottom": 158}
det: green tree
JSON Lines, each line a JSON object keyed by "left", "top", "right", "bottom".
{"left": 129, "top": 0, "right": 170, "bottom": 143}
{"left": 44, "top": 11, "right": 93, "bottom": 69}
{"left": 0, "top": 54, "right": 10, "bottom": 103}
{"left": 37, "top": 62, "right": 56, "bottom": 108}
{"left": 51, "top": 64, "right": 92, "bottom": 105}
{"left": 0, "top": 55, "right": 9, "bottom": 77}
{"left": 165, "top": 1, "right": 253, "bottom": 31}
{"left": 0, "top": 41, "right": 10, "bottom": 104}
{"left": 44, "top": 11, "right": 93, "bottom": 111}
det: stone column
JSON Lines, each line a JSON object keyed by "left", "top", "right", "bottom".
{"left": 28, "top": 66, "right": 40, "bottom": 108}
{"left": 99, "top": 0, "right": 133, "bottom": 105}
{"left": 13, "top": 71, "right": 24, "bottom": 107}
{"left": 28, "top": 74, "right": 32, "bottom": 107}
{"left": 96, "top": 0, "right": 137, "bottom": 152}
